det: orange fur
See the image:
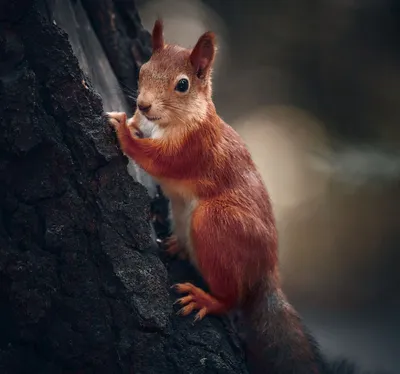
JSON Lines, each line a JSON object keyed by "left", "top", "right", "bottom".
{"left": 107, "top": 20, "right": 324, "bottom": 374}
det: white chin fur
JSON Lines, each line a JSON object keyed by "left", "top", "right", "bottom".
{"left": 139, "top": 114, "right": 164, "bottom": 139}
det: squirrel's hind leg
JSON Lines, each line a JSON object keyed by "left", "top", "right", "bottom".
{"left": 171, "top": 201, "right": 248, "bottom": 322}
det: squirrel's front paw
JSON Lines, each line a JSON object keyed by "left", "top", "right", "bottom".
{"left": 106, "top": 111, "right": 127, "bottom": 130}
{"left": 106, "top": 111, "right": 143, "bottom": 138}
{"left": 127, "top": 116, "right": 144, "bottom": 138}
{"left": 164, "top": 235, "right": 188, "bottom": 260}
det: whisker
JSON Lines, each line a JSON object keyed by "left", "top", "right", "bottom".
{"left": 121, "top": 89, "right": 138, "bottom": 99}
{"left": 106, "top": 88, "right": 135, "bottom": 103}
{"left": 126, "top": 95, "right": 138, "bottom": 103}
{"left": 117, "top": 80, "right": 139, "bottom": 97}
{"left": 162, "top": 103, "right": 192, "bottom": 114}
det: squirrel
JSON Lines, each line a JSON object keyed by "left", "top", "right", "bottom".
{"left": 107, "top": 19, "right": 331, "bottom": 374}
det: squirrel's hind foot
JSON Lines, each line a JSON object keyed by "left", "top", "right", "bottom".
{"left": 172, "top": 282, "right": 228, "bottom": 322}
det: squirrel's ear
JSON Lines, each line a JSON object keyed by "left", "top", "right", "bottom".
{"left": 190, "top": 31, "right": 216, "bottom": 79}
{"left": 152, "top": 19, "right": 164, "bottom": 52}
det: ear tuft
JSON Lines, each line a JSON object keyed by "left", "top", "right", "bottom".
{"left": 152, "top": 18, "right": 164, "bottom": 53}
{"left": 190, "top": 31, "right": 216, "bottom": 79}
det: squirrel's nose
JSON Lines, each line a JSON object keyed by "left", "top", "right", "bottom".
{"left": 138, "top": 102, "right": 152, "bottom": 113}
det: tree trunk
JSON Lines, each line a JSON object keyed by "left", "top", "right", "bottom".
{"left": 0, "top": 0, "right": 248, "bottom": 373}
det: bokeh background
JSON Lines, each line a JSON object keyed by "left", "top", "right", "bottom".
{"left": 139, "top": 1, "right": 400, "bottom": 371}
{"left": 57, "top": 0, "right": 400, "bottom": 372}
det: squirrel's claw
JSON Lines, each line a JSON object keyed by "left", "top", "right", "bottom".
{"left": 176, "top": 302, "right": 196, "bottom": 316}
{"left": 193, "top": 307, "right": 208, "bottom": 323}
{"left": 174, "top": 295, "right": 193, "bottom": 305}
{"left": 172, "top": 282, "right": 226, "bottom": 322}
{"left": 175, "top": 301, "right": 207, "bottom": 322}
{"left": 171, "top": 282, "right": 195, "bottom": 293}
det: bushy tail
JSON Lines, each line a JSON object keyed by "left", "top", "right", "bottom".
{"left": 240, "top": 287, "right": 328, "bottom": 374}
{"left": 239, "top": 287, "right": 391, "bottom": 374}
{"left": 328, "top": 359, "right": 392, "bottom": 374}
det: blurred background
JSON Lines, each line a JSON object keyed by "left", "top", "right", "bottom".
{"left": 56, "top": 0, "right": 400, "bottom": 372}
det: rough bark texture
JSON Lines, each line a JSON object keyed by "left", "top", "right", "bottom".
{"left": 0, "top": 0, "right": 248, "bottom": 373}
{"left": 80, "top": 0, "right": 152, "bottom": 109}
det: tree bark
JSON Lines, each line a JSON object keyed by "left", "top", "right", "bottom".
{"left": 0, "top": 0, "right": 248, "bottom": 373}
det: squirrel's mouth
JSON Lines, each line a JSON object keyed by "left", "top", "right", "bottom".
{"left": 145, "top": 115, "right": 161, "bottom": 121}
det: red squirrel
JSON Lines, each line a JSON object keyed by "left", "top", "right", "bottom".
{"left": 107, "top": 20, "right": 327, "bottom": 374}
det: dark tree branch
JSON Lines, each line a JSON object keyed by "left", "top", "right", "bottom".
{"left": 80, "top": 0, "right": 152, "bottom": 111}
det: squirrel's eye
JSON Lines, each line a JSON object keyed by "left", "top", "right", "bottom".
{"left": 175, "top": 78, "right": 189, "bottom": 93}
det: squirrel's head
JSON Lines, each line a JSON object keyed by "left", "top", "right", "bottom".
{"left": 136, "top": 19, "right": 216, "bottom": 127}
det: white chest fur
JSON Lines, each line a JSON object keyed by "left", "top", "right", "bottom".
{"left": 166, "top": 190, "right": 199, "bottom": 266}
{"left": 138, "top": 116, "right": 164, "bottom": 139}
{"left": 137, "top": 115, "right": 199, "bottom": 264}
